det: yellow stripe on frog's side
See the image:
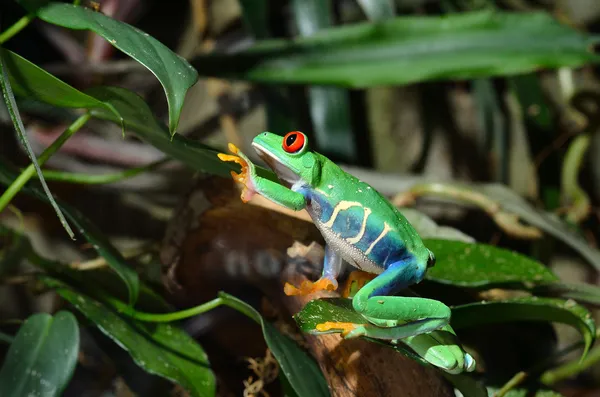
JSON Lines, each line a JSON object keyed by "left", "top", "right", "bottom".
{"left": 322, "top": 200, "right": 364, "bottom": 228}
{"left": 365, "top": 222, "right": 392, "bottom": 255}
{"left": 347, "top": 207, "right": 372, "bottom": 244}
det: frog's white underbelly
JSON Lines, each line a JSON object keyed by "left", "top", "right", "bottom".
{"left": 314, "top": 219, "right": 384, "bottom": 275}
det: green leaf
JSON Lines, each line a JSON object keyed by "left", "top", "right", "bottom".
{"left": 2, "top": 46, "right": 244, "bottom": 178}
{"left": 192, "top": 11, "right": 600, "bottom": 86}
{"left": 218, "top": 293, "right": 330, "bottom": 397}
{"left": 451, "top": 297, "right": 596, "bottom": 357}
{"left": 423, "top": 239, "right": 559, "bottom": 288}
{"left": 0, "top": 160, "right": 140, "bottom": 305}
{"left": 1, "top": 47, "right": 271, "bottom": 179}
{"left": 0, "top": 311, "right": 79, "bottom": 397}
{"left": 2, "top": 48, "right": 119, "bottom": 118}
{"left": 479, "top": 183, "right": 600, "bottom": 271}
{"left": 294, "top": 297, "right": 364, "bottom": 333}
{"left": 0, "top": 48, "right": 78, "bottom": 238}
{"left": 19, "top": 1, "right": 198, "bottom": 133}
{"left": 86, "top": 86, "right": 241, "bottom": 177}
{"left": 41, "top": 277, "right": 216, "bottom": 397}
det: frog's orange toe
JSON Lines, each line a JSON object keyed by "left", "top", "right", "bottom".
{"left": 284, "top": 277, "right": 338, "bottom": 296}
{"left": 218, "top": 143, "right": 255, "bottom": 202}
{"left": 315, "top": 321, "right": 360, "bottom": 336}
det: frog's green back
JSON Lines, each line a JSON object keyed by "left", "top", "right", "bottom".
{"left": 307, "top": 153, "right": 427, "bottom": 266}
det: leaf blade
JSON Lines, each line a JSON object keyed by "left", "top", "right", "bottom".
{"left": 424, "top": 239, "right": 559, "bottom": 288}
{"left": 192, "top": 11, "right": 600, "bottom": 87}
{"left": 19, "top": 1, "right": 198, "bottom": 133}
{"left": 41, "top": 277, "right": 216, "bottom": 397}
{"left": 451, "top": 297, "right": 596, "bottom": 356}
{"left": 218, "top": 293, "right": 330, "bottom": 397}
{"left": 0, "top": 159, "right": 140, "bottom": 305}
{"left": 0, "top": 311, "right": 79, "bottom": 397}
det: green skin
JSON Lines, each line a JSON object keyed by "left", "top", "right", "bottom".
{"left": 222, "top": 131, "right": 475, "bottom": 374}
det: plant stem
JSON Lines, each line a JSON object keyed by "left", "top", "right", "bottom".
{"left": 393, "top": 183, "right": 542, "bottom": 239}
{"left": 541, "top": 340, "right": 600, "bottom": 385}
{"left": 31, "top": 158, "right": 170, "bottom": 185}
{"left": 0, "top": 14, "right": 35, "bottom": 44}
{"left": 105, "top": 292, "right": 261, "bottom": 324}
{"left": 0, "top": 113, "right": 91, "bottom": 214}
{"left": 494, "top": 371, "right": 527, "bottom": 397}
{"left": 560, "top": 133, "right": 591, "bottom": 224}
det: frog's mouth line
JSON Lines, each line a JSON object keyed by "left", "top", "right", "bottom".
{"left": 251, "top": 142, "right": 300, "bottom": 186}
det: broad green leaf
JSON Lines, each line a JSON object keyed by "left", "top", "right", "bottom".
{"left": 19, "top": 0, "right": 198, "bottom": 133}
{"left": 424, "top": 239, "right": 558, "bottom": 287}
{"left": 294, "top": 297, "right": 364, "bottom": 333}
{"left": 2, "top": 48, "right": 119, "bottom": 118}
{"left": 41, "top": 277, "right": 216, "bottom": 397}
{"left": 218, "top": 293, "right": 330, "bottom": 397}
{"left": 0, "top": 311, "right": 79, "bottom": 397}
{"left": 0, "top": 160, "right": 140, "bottom": 305}
{"left": 451, "top": 297, "right": 596, "bottom": 356}
{"left": 192, "top": 11, "right": 600, "bottom": 86}
{"left": 479, "top": 184, "right": 600, "bottom": 271}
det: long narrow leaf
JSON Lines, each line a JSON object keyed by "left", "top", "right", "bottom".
{"left": 192, "top": 11, "right": 600, "bottom": 87}
{"left": 18, "top": 0, "right": 198, "bottom": 133}
{"left": 0, "top": 48, "right": 74, "bottom": 237}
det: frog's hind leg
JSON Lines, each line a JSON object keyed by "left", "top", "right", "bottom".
{"left": 324, "top": 258, "right": 450, "bottom": 340}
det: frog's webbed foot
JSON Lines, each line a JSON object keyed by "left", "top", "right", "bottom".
{"left": 284, "top": 277, "right": 338, "bottom": 296}
{"left": 315, "top": 321, "right": 367, "bottom": 337}
{"left": 341, "top": 271, "right": 376, "bottom": 298}
{"left": 217, "top": 143, "right": 257, "bottom": 202}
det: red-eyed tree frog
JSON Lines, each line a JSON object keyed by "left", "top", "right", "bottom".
{"left": 219, "top": 131, "right": 476, "bottom": 374}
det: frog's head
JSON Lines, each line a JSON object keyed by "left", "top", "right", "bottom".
{"left": 252, "top": 131, "right": 321, "bottom": 187}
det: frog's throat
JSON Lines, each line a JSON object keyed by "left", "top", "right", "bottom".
{"left": 251, "top": 142, "right": 300, "bottom": 186}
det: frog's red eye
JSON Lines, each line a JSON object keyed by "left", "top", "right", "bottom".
{"left": 282, "top": 131, "right": 305, "bottom": 153}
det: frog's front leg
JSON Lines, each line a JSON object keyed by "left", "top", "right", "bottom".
{"left": 218, "top": 143, "right": 305, "bottom": 210}
{"left": 284, "top": 244, "right": 343, "bottom": 296}
{"left": 319, "top": 257, "right": 451, "bottom": 340}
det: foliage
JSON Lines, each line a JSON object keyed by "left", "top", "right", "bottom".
{"left": 1, "top": 1, "right": 600, "bottom": 397}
